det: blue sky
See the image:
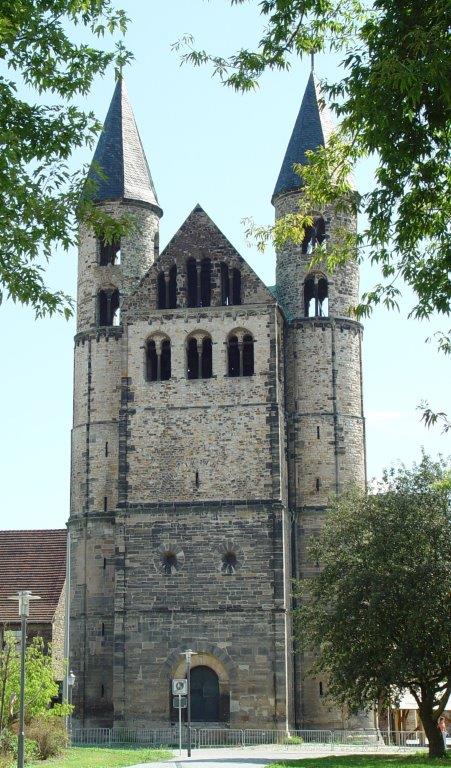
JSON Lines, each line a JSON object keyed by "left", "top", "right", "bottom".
{"left": 1, "top": 1, "right": 449, "bottom": 531}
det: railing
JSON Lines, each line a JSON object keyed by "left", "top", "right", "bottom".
{"left": 70, "top": 726, "right": 430, "bottom": 750}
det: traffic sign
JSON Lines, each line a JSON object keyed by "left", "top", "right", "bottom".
{"left": 173, "top": 695, "right": 187, "bottom": 709}
{"left": 172, "top": 678, "right": 188, "bottom": 695}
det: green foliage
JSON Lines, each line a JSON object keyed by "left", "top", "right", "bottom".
{"left": 176, "top": 0, "right": 451, "bottom": 350}
{"left": 27, "top": 717, "right": 68, "bottom": 760}
{"left": 294, "top": 453, "right": 451, "bottom": 757}
{"left": 0, "top": 730, "right": 38, "bottom": 764}
{"left": 0, "top": 633, "right": 60, "bottom": 730}
{"left": 0, "top": 0, "right": 132, "bottom": 318}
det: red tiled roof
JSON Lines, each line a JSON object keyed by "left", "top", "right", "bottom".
{"left": 0, "top": 530, "right": 67, "bottom": 623}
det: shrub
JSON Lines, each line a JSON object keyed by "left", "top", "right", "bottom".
{"left": 0, "top": 730, "right": 38, "bottom": 764}
{"left": 27, "top": 717, "right": 68, "bottom": 760}
{"left": 283, "top": 734, "right": 304, "bottom": 745}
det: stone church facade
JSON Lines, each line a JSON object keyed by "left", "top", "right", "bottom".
{"left": 68, "top": 72, "right": 367, "bottom": 730}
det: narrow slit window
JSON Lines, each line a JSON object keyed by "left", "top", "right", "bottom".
{"left": 187, "top": 337, "right": 199, "bottom": 379}
{"left": 146, "top": 339, "right": 158, "bottom": 382}
{"left": 220, "top": 263, "right": 230, "bottom": 305}
{"left": 200, "top": 258, "right": 211, "bottom": 307}
{"left": 187, "top": 258, "right": 198, "bottom": 307}
{"left": 168, "top": 264, "right": 177, "bottom": 309}
{"left": 319, "top": 682, "right": 324, "bottom": 697}
{"left": 227, "top": 335, "right": 240, "bottom": 377}
{"left": 201, "top": 336, "right": 213, "bottom": 378}
{"left": 103, "top": 496, "right": 108, "bottom": 512}
{"left": 101, "top": 622, "right": 105, "bottom": 636}
{"left": 242, "top": 335, "right": 254, "bottom": 377}
{"left": 101, "top": 684, "right": 105, "bottom": 698}
{"left": 316, "top": 478, "right": 320, "bottom": 492}
{"left": 316, "top": 426, "right": 320, "bottom": 439}
{"left": 195, "top": 471, "right": 200, "bottom": 488}
{"left": 105, "top": 441, "right": 108, "bottom": 457}
{"left": 103, "top": 557, "right": 107, "bottom": 570}
{"left": 160, "top": 339, "right": 171, "bottom": 381}
{"left": 157, "top": 271, "right": 166, "bottom": 309}
{"left": 232, "top": 269, "right": 241, "bottom": 305}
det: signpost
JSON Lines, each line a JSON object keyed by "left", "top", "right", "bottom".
{"left": 172, "top": 679, "right": 188, "bottom": 755}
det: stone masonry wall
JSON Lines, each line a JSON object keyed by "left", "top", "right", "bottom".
{"left": 112, "top": 501, "right": 289, "bottom": 728}
{"left": 274, "top": 191, "right": 359, "bottom": 320}
{"left": 77, "top": 201, "right": 160, "bottom": 331}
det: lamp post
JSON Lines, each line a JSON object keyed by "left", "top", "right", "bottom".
{"left": 7, "top": 591, "right": 40, "bottom": 768}
{"left": 67, "top": 671, "right": 75, "bottom": 743}
{"left": 180, "top": 649, "right": 197, "bottom": 756}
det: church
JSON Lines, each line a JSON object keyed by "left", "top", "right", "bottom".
{"left": 68, "top": 71, "right": 367, "bottom": 730}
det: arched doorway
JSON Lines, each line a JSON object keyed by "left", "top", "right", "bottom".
{"left": 190, "top": 666, "right": 219, "bottom": 722}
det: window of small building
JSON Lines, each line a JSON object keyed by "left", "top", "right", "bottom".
{"left": 99, "top": 238, "right": 121, "bottom": 266}
{"left": 97, "top": 288, "right": 120, "bottom": 326}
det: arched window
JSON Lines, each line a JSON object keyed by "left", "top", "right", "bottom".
{"left": 187, "top": 333, "right": 213, "bottom": 380}
{"left": 157, "top": 271, "right": 166, "bottom": 309}
{"left": 168, "top": 264, "right": 177, "bottom": 309}
{"left": 301, "top": 216, "right": 327, "bottom": 255}
{"left": 187, "top": 258, "right": 197, "bottom": 308}
{"left": 97, "top": 289, "right": 120, "bottom": 326}
{"left": 99, "top": 238, "right": 121, "bottom": 266}
{"left": 190, "top": 666, "right": 220, "bottom": 722}
{"left": 146, "top": 336, "right": 171, "bottom": 382}
{"left": 227, "top": 330, "right": 254, "bottom": 377}
{"left": 200, "top": 258, "right": 211, "bottom": 307}
{"left": 304, "top": 273, "right": 329, "bottom": 317}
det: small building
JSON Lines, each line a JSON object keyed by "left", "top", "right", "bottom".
{"left": 0, "top": 529, "right": 67, "bottom": 682}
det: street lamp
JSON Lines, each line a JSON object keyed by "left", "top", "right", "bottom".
{"left": 67, "top": 671, "right": 75, "bottom": 743}
{"left": 7, "top": 591, "right": 40, "bottom": 768}
{"left": 180, "top": 649, "right": 197, "bottom": 756}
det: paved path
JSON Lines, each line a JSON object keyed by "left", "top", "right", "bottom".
{"left": 127, "top": 745, "right": 328, "bottom": 768}
{"left": 126, "top": 743, "right": 403, "bottom": 768}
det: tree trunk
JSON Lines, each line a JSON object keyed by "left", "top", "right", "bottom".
{"left": 420, "top": 707, "right": 446, "bottom": 758}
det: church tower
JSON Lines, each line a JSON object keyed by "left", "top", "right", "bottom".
{"left": 273, "top": 72, "right": 368, "bottom": 728}
{"left": 69, "top": 78, "right": 162, "bottom": 724}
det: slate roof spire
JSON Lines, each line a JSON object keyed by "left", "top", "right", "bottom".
{"left": 272, "top": 72, "right": 334, "bottom": 203}
{"left": 86, "top": 77, "right": 162, "bottom": 214}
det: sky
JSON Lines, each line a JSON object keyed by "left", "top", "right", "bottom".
{"left": 0, "top": 1, "right": 449, "bottom": 531}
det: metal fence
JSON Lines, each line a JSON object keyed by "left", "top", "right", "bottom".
{"left": 70, "top": 726, "right": 430, "bottom": 750}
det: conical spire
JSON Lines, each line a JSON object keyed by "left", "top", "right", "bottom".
{"left": 86, "top": 78, "right": 162, "bottom": 213}
{"left": 272, "top": 72, "right": 334, "bottom": 202}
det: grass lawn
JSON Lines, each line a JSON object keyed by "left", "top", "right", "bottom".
{"left": 26, "top": 746, "right": 171, "bottom": 768}
{"left": 268, "top": 756, "right": 448, "bottom": 768}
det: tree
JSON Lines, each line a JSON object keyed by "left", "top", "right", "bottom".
{"left": 175, "top": 0, "right": 451, "bottom": 347}
{"left": 0, "top": 632, "right": 64, "bottom": 731}
{"left": 294, "top": 454, "right": 451, "bottom": 758}
{"left": 0, "top": 0, "right": 131, "bottom": 318}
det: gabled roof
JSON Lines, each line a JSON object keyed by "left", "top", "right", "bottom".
{"left": 86, "top": 78, "right": 162, "bottom": 213}
{"left": 272, "top": 72, "right": 334, "bottom": 202}
{"left": 0, "top": 530, "right": 67, "bottom": 623}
